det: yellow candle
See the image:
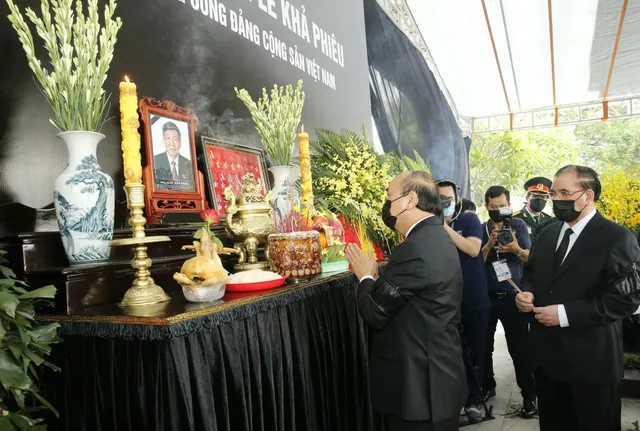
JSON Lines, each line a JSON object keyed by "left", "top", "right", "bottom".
{"left": 119, "top": 75, "right": 143, "bottom": 184}
{"left": 298, "top": 124, "right": 313, "bottom": 211}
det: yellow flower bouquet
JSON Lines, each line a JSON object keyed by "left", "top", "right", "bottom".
{"left": 597, "top": 167, "right": 640, "bottom": 234}
{"left": 310, "top": 128, "right": 398, "bottom": 249}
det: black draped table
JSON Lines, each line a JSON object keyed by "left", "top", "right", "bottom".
{"left": 37, "top": 272, "right": 372, "bottom": 431}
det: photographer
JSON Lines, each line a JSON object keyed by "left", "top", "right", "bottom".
{"left": 480, "top": 186, "right": 537, "bottom": 418}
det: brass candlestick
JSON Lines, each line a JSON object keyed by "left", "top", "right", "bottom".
{"left": 112, "top": 183, "right": 171, "bottom": 306}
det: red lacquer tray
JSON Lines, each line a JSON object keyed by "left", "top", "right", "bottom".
{"left": 225, "top": 277, "right": 287, "bottom": 292}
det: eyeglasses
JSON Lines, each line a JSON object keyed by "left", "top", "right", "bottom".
{"left": 548, "top": 189, "right": 586, "bottom": 200}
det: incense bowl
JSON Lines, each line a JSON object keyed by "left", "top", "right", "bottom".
{"left": 267, "top": 231, "right": 322, "bottom": 283}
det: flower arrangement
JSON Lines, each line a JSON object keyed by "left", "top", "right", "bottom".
{"left": 0, "top": 250, "right": 60, "bottom": 430}
{"left": 193, "top": 209, "right": 224, "bottom": 249}
{"left": 235, "top": 80, "right": 305, "bottom": 166}
{"left": 6, "top": 0, "right": 122, "bottom": 132}
{"left": 310, "top": 128, "right": 398, "bottom": 247}
{"left": 597, "top": 167, "right": 640, "bottom": 234}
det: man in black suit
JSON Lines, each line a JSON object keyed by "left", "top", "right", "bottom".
{"left": 153, "top": 121, "right": 194, "bottom": 189}
{"left": 345, "top": 171, "right": 467, "bottom": 431}
{"left": 532, "top": 216, "right": 557, "bottom": 245}
{"left": 516, "top": 165, "right": 640, "bottom": 431}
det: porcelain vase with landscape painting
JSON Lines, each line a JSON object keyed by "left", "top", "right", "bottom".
{"left": 53, "top": 131, "right": 115, "bottom": 265}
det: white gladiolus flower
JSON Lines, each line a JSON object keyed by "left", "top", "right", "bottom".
{"left": 6, "top": 0, "right": 120, "bottom": 131}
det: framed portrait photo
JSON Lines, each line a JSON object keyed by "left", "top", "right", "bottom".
{"left": 149, "top": 114, "right": 195, "bottom": 192}
{"left": 201, "top": 137, "right": 269, "bottom": 215}
{"left": 139, "top": 98, "right": 207, "bottom": 223}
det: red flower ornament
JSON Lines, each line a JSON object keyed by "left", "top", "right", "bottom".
{"left": 201, "top": 209, "right": 220, "bottom": 226}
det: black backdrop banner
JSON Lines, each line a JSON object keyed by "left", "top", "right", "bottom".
{"left": 365, "top": 0, "right": 470, "bottom": 197}
{"left": 0, "top": 0, "right": 371, "bottom": 210}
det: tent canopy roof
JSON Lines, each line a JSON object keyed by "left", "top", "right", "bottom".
{"left": 406, "top": 0, "right": 640, "bottom": 120}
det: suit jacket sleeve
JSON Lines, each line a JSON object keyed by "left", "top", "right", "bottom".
{"left": 521, "top": 247, "right": 536, "bottom": 293}
{"left": 521, "top": 221, "right": 545, "bottom": 293}
{"left": 564, "top": 231, "right": 640, "bottom": 330}
{"left": 356, "top": 245, "right": 425, "bottom": 330}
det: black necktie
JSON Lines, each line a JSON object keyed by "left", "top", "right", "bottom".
{"left": 553, "top": 228, "right": 574, "bottom": 271}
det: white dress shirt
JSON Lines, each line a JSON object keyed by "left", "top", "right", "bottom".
{"left": 556, "top": 209, "right": 597, "bottom": 327}
{"left": 359, "top": 216, "right": 433, "bottom": 283}
{"left": 167, "top": 153, "right": 179, "bottom": 177}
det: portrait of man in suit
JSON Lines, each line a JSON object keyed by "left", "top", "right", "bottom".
{"left": 152, "top": 119, "right": 195, "bottom": 191}
{"left": 516, "top": 165, "right": 640, "bottom": 431}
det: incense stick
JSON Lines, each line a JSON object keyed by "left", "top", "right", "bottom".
{"left": 506, "top": 278, "right": 523, "bottom": 294}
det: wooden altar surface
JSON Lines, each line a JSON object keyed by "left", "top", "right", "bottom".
{"left": 37, "top": 271, "right": 352, "bottom": 328}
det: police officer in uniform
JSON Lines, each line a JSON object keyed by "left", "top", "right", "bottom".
{"left": 513, "top": 177, "right": 552, "bottom": 244}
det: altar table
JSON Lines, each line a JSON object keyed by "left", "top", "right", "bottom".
{"left": 38, "top": 272, "right": 373, "bottom": 431}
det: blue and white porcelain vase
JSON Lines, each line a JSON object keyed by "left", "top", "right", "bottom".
{"left": 53, "top": 131, "right": 115, "bottom": 265}
{"left": 269, "top": 165, "right": 298, "bottom": 226}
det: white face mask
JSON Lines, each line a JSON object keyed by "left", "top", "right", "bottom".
{"left": 443, "top": 205, "right": 455, "bottom": 218}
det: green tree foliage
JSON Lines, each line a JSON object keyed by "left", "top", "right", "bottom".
{"left": 469, "top": 129, "right": 579, "bottom": 210}
{"left": 573, "top": 118, "right": 640, "bottom": 172}
{"left": 385, "top": 150, "right": 431, "bottom": 176}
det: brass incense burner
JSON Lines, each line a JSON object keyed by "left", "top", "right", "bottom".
{"left": 223, "top": 173, "right": 275, "bottom": 271}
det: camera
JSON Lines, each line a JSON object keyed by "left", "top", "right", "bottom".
{"left": 496, "top": 208, "right": 514, "bottom": 245}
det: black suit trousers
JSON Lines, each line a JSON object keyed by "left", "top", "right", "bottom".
{"left": 461, "top": 307, "right": 490, "bottom": 407}
{"left": 483, "top": 295, "right": 536, "bottom": 401}
{"left": 535, "top": 368, "right": 621, "bottom": 431}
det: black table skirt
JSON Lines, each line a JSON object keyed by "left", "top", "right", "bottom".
{"left": 40, "top": 274, "right": 373, "bottom": 431}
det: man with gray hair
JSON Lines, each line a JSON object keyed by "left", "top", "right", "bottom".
{"left": 346, "top": 171, "right": 466, "bottom": 431}
{"left": 516, "top": 165, "right": 640, "bottom": 431}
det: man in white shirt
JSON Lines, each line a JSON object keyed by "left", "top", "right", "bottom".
{"left": 515, "top": 165, "right": 640, "bottom": 431}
